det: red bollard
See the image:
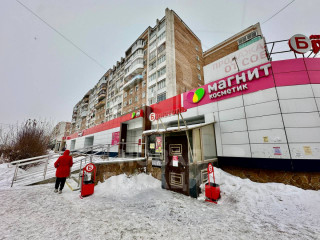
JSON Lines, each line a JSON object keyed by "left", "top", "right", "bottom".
{"left": 205, "top": 163, "right": 220, "bottom": 204}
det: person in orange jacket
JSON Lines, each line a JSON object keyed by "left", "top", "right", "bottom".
{"left": 54, "top": 150, "right": 73, "bottom": 194}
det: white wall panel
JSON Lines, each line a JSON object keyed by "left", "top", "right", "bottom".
{"left": 277, "top": 85, "right": 314, "bottom": 100}
{"left": 311, "top": 84, "right": 320, "bottom": 97}
{"left": 247, "top": 114, "right": 283, "bottom": 131}
{"left": 279, "top": 98, "right": 318, "bottom": 113}
{"left": 286, "top": 127, "right": 320, "bottom": 143}
{"left": 289, "top": 143, "right": 320, "bottom": 159}
{"left": 219, "top": 107, "right": 245, "bottom": 121}
{"left": 245, "top": 101, "right": 280, "bottom": 118}
{"left": 218, "top": 95, "right": 243, "bottom": 111}
{"left": 198, "top": 102, "right": 218, "bottom": 115}
{"left": 251, "top": 144, "right": 290, "bottom": 158}
{"left": 283, "top": 113, "right": 320, "bottom": 128}
{"left": 221, "top": 132, "right": 249, "bottom": 145}
{"left": 249, "top": 129, "right": 287, "bottom": 144}
{"left": 220, "top": 119, "right": 248, "bottom": 133}
{"left": 222, "top": 144, "right": 251, "bottom": 157}
{"left": 316, "top": 98, "right": 320, "bottom": 111}
{"left": 214, "top": 122, "right": 223, "bottom": 156}
{"left": 243, "top": 88, "right": 278, "bottom": 106}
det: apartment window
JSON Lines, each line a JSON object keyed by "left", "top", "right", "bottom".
{"left": 149, "top": 61, "right": 157, "bottom": 71}
{"left": 129, "top": 99, "right": 132, "bottom": 105}
{"left": 135, "top": 96, "right": 138, "bottom": 102}
{"left": 197, "top": 64, "right": 201, "bottom": 70}
{"left": 135, "top": 85, "right": 139, "bottom": 92}
{"left": 149, "top": 84, "right": 156, "bottom": 93}
{"left": 157, "top": 79, "right": 166, "bottom": 90}
{"left": 142, "top": 81, "right": 146, "bottom": 87}
{"left": 142, "top": 70, "right": 146, "bottom": 77}
{"left": 149, "top": 73, "right": 157, "bottom": 82}
{"left": 195, "top": 46, "right": 199, "bottom": 51}
{"left": 157, "top": 54, "right": 166, "bottom": 65}
{"left": 124, "top": 101, "right": 127, "bottom": 107}
{"left": 142, "top": 103, "right": 146, "bottom": 107}
{"left": 150, "top": 30, "right": 157, "bottom": 39}
{"left": 196, "top": 55, "right": 200, "bottom": 61}
{"left": 144, "top": 49, "right": 147, "bottom": 56}
{"left": 159, "top": 20, "right": 166, "bottom": 30}
{"left": 149, "top": 50, "right": 156, "bottom": 60}
{"left": 150, "top": 40, "right": 157, "bottom": 49}
{"left": 157, "top": 92, "right": 166, "bottom": 102}
{"left": 124, "top": 92, "right": 127, "bottom": 98}
{"left": 157, "top": 31, "right": 166, "bottom": 41}
{"left": 198, "top": 73, "right": 202, "bottom": 81}
{"left": 142, "top": 92, "right": 146, "bottom": 98}
{"left": 130, "top": 89, "right": 133, "bottom": 95}
{"left": 158, "top": 43, "right": 166, "bottom": 54}
{"left": 149, "top": 98, "right": 154, "bottom": 105}
{"left": 157, "top": 66, "right": 166, "bottom": 78}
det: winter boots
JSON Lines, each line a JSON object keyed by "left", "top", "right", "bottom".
{"left": 54, "top": 189, "right": 58, "bottom": 193}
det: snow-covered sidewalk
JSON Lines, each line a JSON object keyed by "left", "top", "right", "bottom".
{"left": 0, "top": 164, "right": 319, "bottom": 239}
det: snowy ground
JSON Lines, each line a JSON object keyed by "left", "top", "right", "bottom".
{"left": 0, "top": 164, "right": 319, "bottom": 239}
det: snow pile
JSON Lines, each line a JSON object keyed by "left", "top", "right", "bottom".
{"left": 0, "top": 164, "right": 319, "bottom": 239}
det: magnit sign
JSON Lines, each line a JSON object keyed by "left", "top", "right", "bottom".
{"left": 184, "top": 63, "right": 273, "bottom": 109}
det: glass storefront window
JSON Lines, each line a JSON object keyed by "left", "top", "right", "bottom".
{"left": 201, "top": 124, "right": 216, "bottom": 160}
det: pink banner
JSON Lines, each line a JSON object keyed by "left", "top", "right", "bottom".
{"left": 111, "top": 132, "right": 120, "bottom": 146}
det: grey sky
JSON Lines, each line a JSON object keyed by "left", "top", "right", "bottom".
{"left": 0, "top": 0, "right": 318, "bottom": 128}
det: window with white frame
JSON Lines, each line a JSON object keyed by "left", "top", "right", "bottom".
{"left": 196, "top": 55, "right": 200, "bottom": 61}
{"left": 195, "top": 46, "right": 199, "bottom": 51}
{"left": 124, "top": 101, "right": 127, "bottom": 106}
{"left": 149, "top": 84, "right": 156, "bottom": 93}
{"left": 135, "top": 96, "right": 138, "bottom": 102}
{"left": 149, "top": 61, "right": 157, "bottom": 71}
{"left": 157, "top": 92, "right": 166, "bottom": 102}
{"left": 198, "top": 73, "right": 201, "bottom": 81}
{"left": 142, "top": 81, "right": 146, "bottom": 87}
{"left": 149, "top": 50, "right": 156, "bottom": 60}
{"left": 130, "top": 89, "right": 133, "bottom": 95}
{"left": 197, "top": 64, "right": 201, "bottom": 70}
{"left": 157, "top": 66, "right": 166, "bottom": 78}
{"left": 157, "top": 79, "right": 166, "bottom": 90}
{"left": 124, "top": 92, "right": 127, "bottom": 98}
{"left": 149, "top": 40, "right": 157, "bottom": 49}
{"left": 142, "top": 92, "right": 145, "bottom": 98}
{"left": 129, "top": 99, "right": 132, "bottom": 105}
{"left": 159, "top": 20, "right": 166, "bottom": 30}
{"left": 158, "top": 43, "right": 166, "bottom": 54}
{"left": 149, "top": 73, "right": 157, "bottom": 82}
{"left": 157, "top": 31, "right": 166, "bottom": 41}
{"left": 135, "top": 85, "right": 139, "bottom": 92}
{"left": 157, "top": 54, "right": 166, "bottom": 65}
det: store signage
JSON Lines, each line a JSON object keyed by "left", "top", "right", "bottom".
{"left": 111, "top": 131, "right": 120, "bottom": 145}
{"left": 149, "top": 107, "right": 187, "bottom": 120}
{"left": 149, "top": 112, "right": 156, "bottom": 121}
{"left": 185, "top": 63, "right": 272, "bottom": 108}
{"left": 187, "top": 88, "right": 205, "bottom": 103}
{"left": 204, "top": 38, "right": 268, "bottom": 84}
{"left": 289, "top": 34, "right": 320, "bottom": 54}
{"left": 131, "top": 109, "right": 143, "bottom": 119}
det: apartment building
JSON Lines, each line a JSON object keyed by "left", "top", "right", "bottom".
{"left": 51, "top": 121, "right": 71, "bottom": 151}
{"left": 70, "top": 8, "right": 205, "bottom": 135}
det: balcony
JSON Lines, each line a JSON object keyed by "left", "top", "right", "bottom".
{"left": 124, "top": 58, "right": 144, "bottom": 80}
{"left": 81, "top": 111, "right": 88, "bottom": 118}
{"left": 99, "top": 83, "right": 107, "bottom": 90}
{"left": 131, "top": 40, "right": 144, "bottom": 53}
{"left": 98, "top": 90, "right": 106, "bottom": 100}
{"left": 95, "top": 100, "right": 106, "bottom": 109}
{"left": 123, "top": 74, "right": 143, "bottom": 91}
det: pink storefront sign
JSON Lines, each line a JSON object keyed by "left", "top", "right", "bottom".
{"left": 183, "top": 63, "right": 275, "bottom": 109}
{"left": 111, "top": 131, "right": 120, "bottom": 146}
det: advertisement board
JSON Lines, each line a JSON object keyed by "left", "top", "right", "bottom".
{"left": 204, "top": 38, "right": 269, "bottom": 84}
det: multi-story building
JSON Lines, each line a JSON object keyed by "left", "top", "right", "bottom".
{"left": 51, "top": 121, "right": 71, "bottom": 151}
{"left": 70, "top": 8, "right": 205, "bottom": 135}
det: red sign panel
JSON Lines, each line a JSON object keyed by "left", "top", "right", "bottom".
{"left": 111, "top": 131, "right": 120, "bottom": 146}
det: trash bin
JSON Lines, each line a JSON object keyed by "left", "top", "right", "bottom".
{"left": 81, "top": 163, "right": 96, "bottom": 197}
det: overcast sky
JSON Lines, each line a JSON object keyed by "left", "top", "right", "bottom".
{"left": 0, "top": 0, "right": 319, "bottom": 128}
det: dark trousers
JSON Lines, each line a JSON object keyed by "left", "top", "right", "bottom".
{"left": 55, "top": 177, "right": 66, "bottom": 190}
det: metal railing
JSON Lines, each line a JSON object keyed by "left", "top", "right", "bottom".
{"left": 8, "top": 142, "right": 145, "bottom": 187}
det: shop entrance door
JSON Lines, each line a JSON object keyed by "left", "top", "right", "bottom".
{"left": 165, "top": 135, "right": 189, "bottom": 195}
